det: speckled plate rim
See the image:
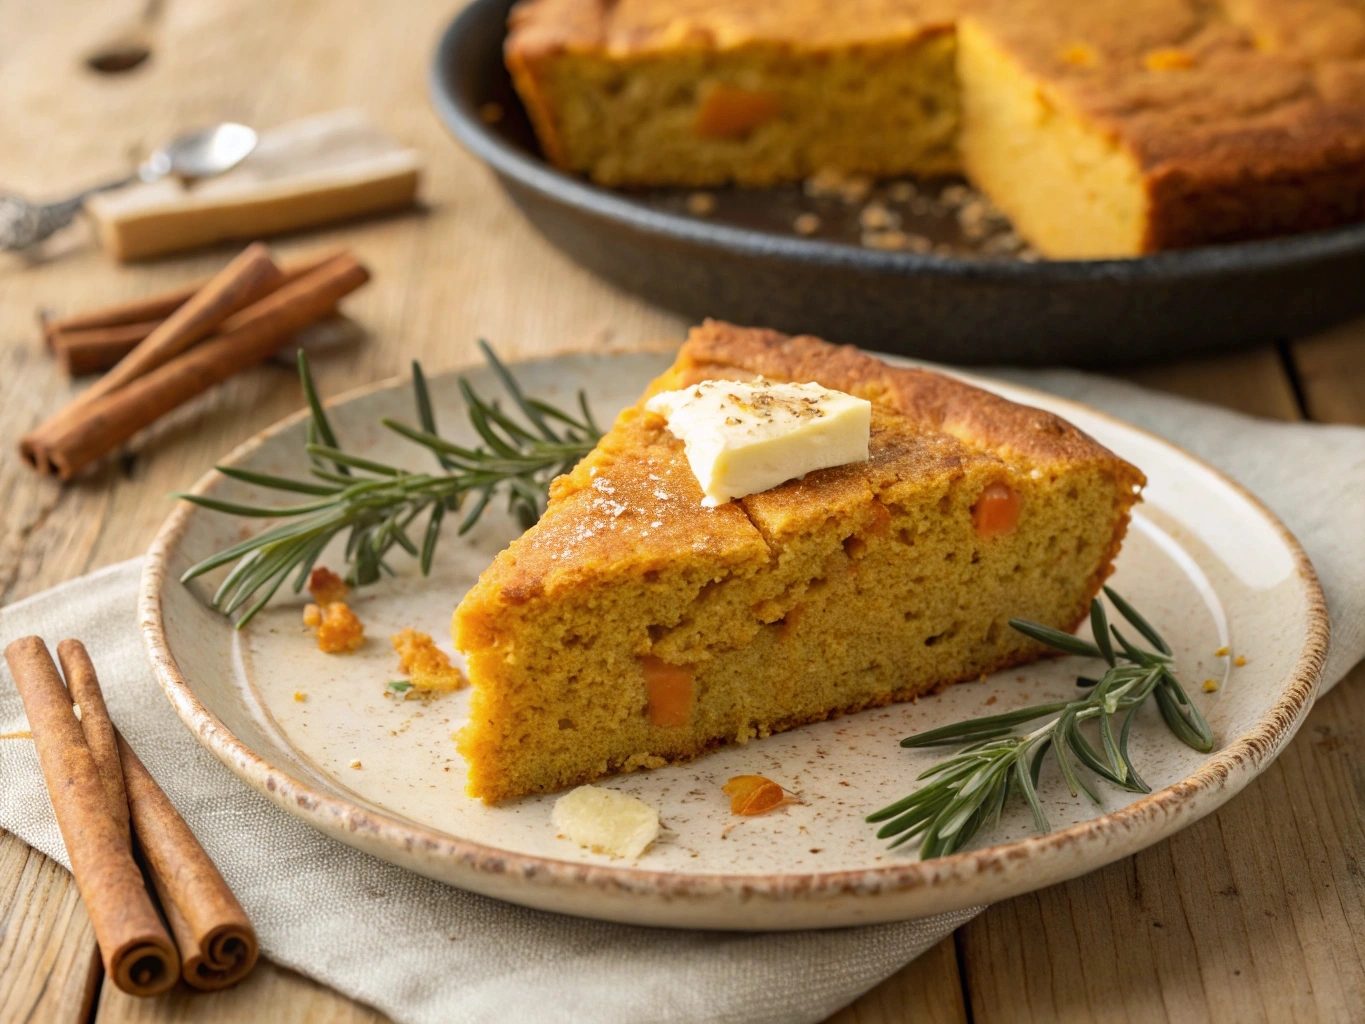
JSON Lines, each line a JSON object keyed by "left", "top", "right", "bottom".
{"left": 139, "top": 348, "right": 1330, "bottom": 926}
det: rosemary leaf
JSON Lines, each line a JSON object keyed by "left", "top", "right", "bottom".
{"left": 174, "top": 344, "right": 601, "bottom": 628}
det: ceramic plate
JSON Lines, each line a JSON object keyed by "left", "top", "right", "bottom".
{"left": 140, "top": 350, "right": 1328, "bottom": 930}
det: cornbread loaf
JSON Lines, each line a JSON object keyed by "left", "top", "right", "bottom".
{"left": 454, "top": 322, "right": 1145, "bottom": 803}
{"left": 505, "top": 0, "right": 1365, "bottom": 257}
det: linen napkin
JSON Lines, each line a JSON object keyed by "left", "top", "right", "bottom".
{"left": 2, "top": 372, "right": 1362, "bottom": 1024}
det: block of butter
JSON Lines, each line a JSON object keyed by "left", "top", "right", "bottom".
{"left": 646, "top": 378, "right": 871, "bottom": 505}
{"left": 86, "top": 109, "right": 421, "bottom": 261}
{"left": 551, "top": 785, "right": 660, "bottom": 858}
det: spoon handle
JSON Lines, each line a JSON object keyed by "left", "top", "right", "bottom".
{"left": 0, "top": 172, "right": 140, "bottom": 250}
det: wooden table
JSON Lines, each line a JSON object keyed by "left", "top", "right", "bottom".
{"left": 2, "top": 1, "right": 1363, "bottom": 1021}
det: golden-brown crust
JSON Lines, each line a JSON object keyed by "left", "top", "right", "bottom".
{"left": 506, "top": 0, "right": 955, "bottom": 59}
{"left": 672, "top": 319, "right": 1146, "bottom": 481}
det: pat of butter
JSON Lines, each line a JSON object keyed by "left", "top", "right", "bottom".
{"left": 646, "top": 379, "right": 871, "bottom": 505}
{"left": 551, "top": 785, "right": 660, "bottom": 859}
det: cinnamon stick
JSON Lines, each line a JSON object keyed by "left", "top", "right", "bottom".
{"left": 48, "top": 253, "right": 349, "bottom": 377}
{"left": 21, "top": 243, "right": 283, "bottom": 465}
{"left": 33, "top": 252, "right": 370, "bottom": 480}
{"left": 52, "top": 320, "right": 161, "bottom": 376}
{"left": 118, "top": 735, "right": 260, "bottom": 990}
{"left": 57, "top": 641, "right": 130, "bottom": 843}
{"left": 41, "top": 288, "right": 200, "bottom": 348}
{"left": 40, "top": 250, "right": 342, "bottom": 347}
{"left": 83, "top": 242, "right": 284, "bottom": 403}
{"left": 3, "top": 637, "right": 179, "bottom": 997}
{"left": 55, "top": 640, "right": 259, "bottom": 990}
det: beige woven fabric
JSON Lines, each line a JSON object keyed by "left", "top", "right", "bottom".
{"left": 1, "top": 372, "right": 1362, "bottom": 1024}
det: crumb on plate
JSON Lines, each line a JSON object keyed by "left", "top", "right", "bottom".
{"left": 303, "top": 601, "right": 365, "bottom": 653}
{"left": 391, "top": 628, "right": 466, "bottom": 697}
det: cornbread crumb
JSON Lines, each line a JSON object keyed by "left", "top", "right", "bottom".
{"left": 551, "top": 786, "right": 659, "bottom": 858}
{"left": 479, "top": 102, "right": 504, "bottom": 124}
{"left": 792, "top": 212, "right": 822, "bottom": 236}
{"left": 888, "top": 181, "right": 917, "bottom": 202}
{"left": 1203, "top": 679, "right": 1219, "bottom": 692}
{"left": 723, "top": 775, "right": 788, "bottom": 815}
{"left": 858, "top": 202, "right": 900, "bottom": 231}
{"left": 308, "top": 566, "right": 349, "bottom": 606}
{"left": 349, "top": 759, "right": 362, "bottom": 769}
{"left": 305, "top": 601, "right": 364, "bottom": 653}
{"left": 686, "top": 191, "right": 717, "bottom": 216}
{"left": 390, "top": 628, "right": 467, "bottom": 697}
{"left": 1215, "top": 645, "right": 1230, "bottom": 657}
{"left": 805, "top": 168, "right": 871, "bottom": 204}
{"left": 1234, "top": 655, "right": 1247, "bottom": 667}
{"left": 294, "top": 691, "right": 307, "bottom": 702}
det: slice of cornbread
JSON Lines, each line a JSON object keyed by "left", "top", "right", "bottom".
{"left": 505, "top": 0, "right": 962, "bottom": 186}
{"left": 505, "top": 0, "right": 1365, "bottom": 256}
{"left": 454, "top": 322, "right": 1144, "bottom": 803}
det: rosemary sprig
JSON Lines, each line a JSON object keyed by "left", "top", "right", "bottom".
{"left": 867, "top": 587, "right": 1215, "bottom": 859}
{"left": 176, "top": 341, "right": 600, "bottom": 628}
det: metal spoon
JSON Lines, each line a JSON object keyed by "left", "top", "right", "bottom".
{"left": 0, "top": 122, "right": 258, "bottom": 251}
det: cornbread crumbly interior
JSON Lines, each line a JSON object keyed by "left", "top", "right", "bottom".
{"left": 454, "top": 322, "right": 1145, "bottom": 804}
{"left": 506, "top": 0, "right": 1365, "bottom": 256}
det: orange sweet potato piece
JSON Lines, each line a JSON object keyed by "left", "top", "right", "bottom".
{"left": 972, "top": 481, "right": 1021, "bottom": 539}
{"left": 695, "top": 85, "right": 783, "bottom": 140}
{"left": 642, "top": 656, "right": 693, "bottom": 728}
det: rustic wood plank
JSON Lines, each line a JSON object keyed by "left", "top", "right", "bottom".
{"left": 1119, "top": 346, "right": 1302, "bottom": 421}
{"left": 825, "top": 935, "right": 968, "bottom": 1024}
{"left": 1290, "top": 318, "right": 1365, "bottom": 425}
{"left": 96, "top": 958, "right": 389, "bottom": 1024}
{"left": 0, "top": 828, "right": 102, "bottom": 1024}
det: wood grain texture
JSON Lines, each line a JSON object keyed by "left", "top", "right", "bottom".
{"left": 825, "top": 936, "right": 969, "bottom": 1024}
{"left": 1291, "top": 318, "right": 1365, "bottom": 425}
{"left": 0, "top": 1, "right": 1361, "bottom": 1022}
{"left": 96, "top": 958, "right": 389, "bottom": 1024}
{"left": 1120, "top": 346, "right": 1302, "bottom": 421}
{"left": 0, "top": 828, "right": 102, "bottom": 1024}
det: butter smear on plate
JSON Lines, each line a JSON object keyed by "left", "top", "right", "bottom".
{"left": 646, "top": 378, "right": 871, "bottom": 505}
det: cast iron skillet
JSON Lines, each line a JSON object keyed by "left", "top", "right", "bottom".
{"left": 429, "top": 0, "right": 1365, "bottom": 366}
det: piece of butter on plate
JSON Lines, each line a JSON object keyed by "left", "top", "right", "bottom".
{"left": 552, "top": 785, "right": 660, "bottom": 859}
{"left": 646, "top": 378, "right": 871, "bottom": 505}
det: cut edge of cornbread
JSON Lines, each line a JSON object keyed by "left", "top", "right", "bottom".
{"left": 453, "top": 322, "right": 1145, "bottom": 804}
{"left": 955, "top": 18, "right": 1149, "bottom": 259}
{"left": 507, "top": 26, "right": 962, "bottom": 187}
